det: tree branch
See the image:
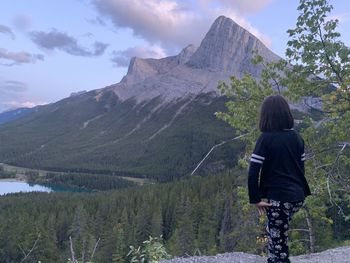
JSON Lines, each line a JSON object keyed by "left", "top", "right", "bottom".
{"left": 191, "top": 133, "right": 249, "bottom": 175}
{"left": 19, "top": 235, "right": 40, "bottom": 263}
{"left": 69, "top": 236, "right": 76, "bottom": 263}
{"left": 90, "top": 238, "right": 101, "bottom": 262}
{"left": 289, "top": 228, "right": 310, "bottom": 233}
{"left": 312, "top": 6, "right": 344, "bottom": 84}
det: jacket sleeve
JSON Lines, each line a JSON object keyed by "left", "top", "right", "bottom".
{"left": 248, "top": 133, "right": 268, "bottom": 204}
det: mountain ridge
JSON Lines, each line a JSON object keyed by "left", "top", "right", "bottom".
{"left": 108, "top": 15, "right": 279, "bottom": 103}
{"left": 0, "top": 16, "right": 281, "bottom": 179}
{"left": 0, "top": 107, "right": 37, "bottom": 125}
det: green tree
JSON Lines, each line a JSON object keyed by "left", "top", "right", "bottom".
{"left": 216, "top": 0, "right": 350, "bottom": 253}
{"left": 127, "top": 236, "right": 171, "bottom": 263}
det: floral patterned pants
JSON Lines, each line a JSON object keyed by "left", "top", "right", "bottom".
{"left": 266, "top": 199, "right": 304, "bottom": 263}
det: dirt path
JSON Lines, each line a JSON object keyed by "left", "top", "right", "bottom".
{"left": 161, "top": 246, "right": 350, "bottom": 263}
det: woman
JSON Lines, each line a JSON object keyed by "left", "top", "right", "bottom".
{"left": 248, "top": 95, "right": 311, "bottom": 263}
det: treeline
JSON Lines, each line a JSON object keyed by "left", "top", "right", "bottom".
{"left": 0, "top": 93, "right": 242, "bottom": 183}
{"left": 26, "top": 171, "right": 137, "bottom": 191}
{"left": 0, "top": 165, "right": 15, "bottom": 179}
{"left": 0, "top": 169, "right": 349, "bottom": 263}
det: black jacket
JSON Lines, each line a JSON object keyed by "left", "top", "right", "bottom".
{"left": 248, "top": 129, "right": 311, "bottom": 204}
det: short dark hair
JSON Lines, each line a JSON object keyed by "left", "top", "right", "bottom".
{"left": 259, "top": 95, "right": 294, "bottom": 132}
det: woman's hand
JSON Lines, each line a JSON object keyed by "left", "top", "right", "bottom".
{"left": 255, "top": 201, "right": 272, "bottom": 216}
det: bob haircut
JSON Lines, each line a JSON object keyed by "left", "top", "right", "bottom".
{"left": 259, "top": 95, "right": 294, "bottom": 132}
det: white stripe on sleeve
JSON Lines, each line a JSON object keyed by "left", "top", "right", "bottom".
{"left": 251, "top": 154, "right": 265, "bottom": 160}
{"left": 250, "top": 158, "right": 263, "bottom": 164}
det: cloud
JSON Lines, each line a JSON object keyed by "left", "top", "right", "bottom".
{"left": 3, "top": 100, "right": 45, "bottom": 109}
{"left": 86, "top": 17, "right": 107, "bottom": 27}
{"left": 0, "top": 25, "right": 15, "bottom": 39}
{"left": 200, "top": 0, "right": 272, "bottom": 14}
{"left": 111, "top": 45, "right": 167, "bottom": 67}
{"left": 0, "top": 80, "right": 29, "bottom": 111}
{"left": 92, "top": 0, "right": 272, "bottom": 50}
{"left": 30, "top": 29, "right": 109, "bottom": 57}
{"left": 0, "top": 80, "right": 46, "bottom": 112}
{"left": 0, "top": 48, "right": 44, "bottom": 66}
{"left": 92, "top": 0, "right": 204, "bottom": 48}
{"left": 13, "top": 14, "right": 32, "bottom": 32}
{"left": 93, "top": 42, "right": 109, "bottom": 56}
{"left": 0, "top": 80, "right": 27, "bottom": 93}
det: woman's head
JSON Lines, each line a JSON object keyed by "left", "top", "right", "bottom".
{"left": 259, "top": 95, "right": 294, "bottom": 132}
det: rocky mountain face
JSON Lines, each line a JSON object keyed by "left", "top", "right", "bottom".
{"left": 110, "top": 16, "right": 279, "bottom": 103}
{"left": 0, "top": 16, "right": 280, "bottom": 180}
{"left": 187, "top": 16, "right": 278, "bottom": 73}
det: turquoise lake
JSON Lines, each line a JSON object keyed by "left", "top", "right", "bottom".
{"left": 0, "top": 181, "right": 86, "bottom": 195}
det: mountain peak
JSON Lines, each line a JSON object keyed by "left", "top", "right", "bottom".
{"left": 187, "top": 16, "right": 278, "bottom": 74}
{"left": 112, "top": 15, "right": 279, "bottom": 102}
{"left": 177, "top": 44, "right": 197, "bottom": 64}
{"left": 120, "top": 45, "right": 197, "bottom": 86}
{"left": 214, "top": 15, "right": 239, "bottom": 25}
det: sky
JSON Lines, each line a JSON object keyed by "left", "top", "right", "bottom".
{"left": 0, "top": 0, "right": 350, "bottom": 112}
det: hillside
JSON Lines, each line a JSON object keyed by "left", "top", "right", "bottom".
{"left": 0, "top": 16, "right": 279, "bottom": 180}
{"left": 0, "top": 107, "right": 36, "bottom": 125}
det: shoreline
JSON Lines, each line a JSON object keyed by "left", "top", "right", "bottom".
{"left": 0, "top": 178, "right": 26, "bottom": 183}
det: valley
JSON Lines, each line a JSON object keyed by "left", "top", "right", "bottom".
{"left": 0, "top": 8, "right": 349, "bottom": 263}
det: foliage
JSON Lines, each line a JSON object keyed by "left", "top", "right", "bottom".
{"left": 215, "top": 55, "right": 279, "bottom": 160}
{"left": 0, "top": 93, "right": 242, "bottom": 181}
{"left": 216, "top": 0, "right": 350, "bottom": 253}
{"left": 0, "top": 170, "right": 348, "bottom": 262}
{"left": 127, "top": 236, "right": 171, "bottom": 263}
{"left": 0, "top": 170, "right": 248, "bottom": 262}
{"left": 1, "top": 1, "right": 350, "bottom": 261}
{"left": 285, "top": 0, "right": 350, "bottom": 203}
{"left": 32, "top": 172, "right": 137, "bottom": 191}
{"left": 0, "top": 164, "right": 16, "bottom": 179}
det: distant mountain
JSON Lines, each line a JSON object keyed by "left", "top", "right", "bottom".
{"left": 70, "top": 90, "right": 87, "bottom": 97}
{"left": 0, "top": 16, "right": 280, "bottom": 181}
{"left": 0, "top": 107, "right": 36, "bottom": 125}
{"left": 111, "top": 16, "right": 279, "bottom": 103}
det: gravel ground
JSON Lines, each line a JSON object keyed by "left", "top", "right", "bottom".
{"left": 160, "top": 246, "right": 350, "bottom": 263}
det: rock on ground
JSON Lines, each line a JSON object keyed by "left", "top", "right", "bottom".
{"left": 160, "top": 246, "right": 350, "bottom": 263}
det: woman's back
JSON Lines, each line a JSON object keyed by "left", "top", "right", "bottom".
{"left": 256, "top": 129, "right": 311, "bottom": 202}
{"left": 248, "top": 95, "right": 311, "bottom": 263}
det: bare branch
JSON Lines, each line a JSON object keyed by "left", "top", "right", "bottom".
{"left": 260, "top": 59, "right": 282, "bottom": 93}
{"left": 19, "top": 235, "right": 40, "bottom": 263}
{"left": 324, "top": 142, "right": 348, "bottom": 216}
{"left": 18, "top": 245, "right": 26, "bottom": 257}
{"left": 69, "top": 236, "right": 76, "bottom": 263}
{"left": 303, "top": 206, "right": 315, "bottom": 253}
{"left": 191, "top": 133, "right": 249, "bottom": 175}
{"left": 290, "top": 238, "right": 311, "bottom": 243}
{"left": 289, "top": 228, "right": 310, "bottom": 233}
{"left": 90, "top": 238, "right": 101, "bottom": 262}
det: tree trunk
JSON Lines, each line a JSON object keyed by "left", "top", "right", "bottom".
{"left": 69, "top": 236, "right": 76, "bottom": 263}
{"left": 304, "top": 206, "right": 315, "bottom": 253}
